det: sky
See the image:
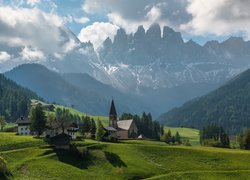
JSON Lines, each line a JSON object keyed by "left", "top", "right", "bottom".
{"left": 0, "top": 0, "right": 250, "bottom": 50}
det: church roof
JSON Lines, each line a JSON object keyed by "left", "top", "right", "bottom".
{"left": 117, "top": 119, "right": 133, "bottom": 130}
{"left": 109, "top": 99, "right": 117, "bottom": 116}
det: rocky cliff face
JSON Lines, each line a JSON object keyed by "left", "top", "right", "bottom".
{"left": 96, "top": 24, "right": 250, "bottom": 92}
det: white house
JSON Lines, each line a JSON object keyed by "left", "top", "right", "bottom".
{"left": 16, "top": 117, "right": 78, "bottom": 139}
{"left": 16, "top": 117, "right": 31, "bottom": 135}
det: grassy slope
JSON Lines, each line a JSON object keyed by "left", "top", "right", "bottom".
{"left": 165, "top": 126, "right": 200, "bottom": 145}
{"left": 0, "top": 133, "right": 46, "bottom": 151}
{"left": 1, "top": 134, "right": 250, "bottom": 179}
{"left": 31, "top": 99, "right": 109, "bottom": 126}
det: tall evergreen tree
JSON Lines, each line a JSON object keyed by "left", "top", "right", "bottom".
{"left": 0, "top": 115, "right": 6, "bottom": 131}
{"left": 160, "top": 124, "right": 164, "bottom": 136}
{"left": 90, "top": 119, "right": 96, "bottom": 139}
{"left": 30, "top": 105, "right": 46, "bottom": 136}
{"left": 164, "top": 129, "right": 172, "bottom": 144}
{"left": 239, "top": 129, "right": 250, "bottom": 150}
{"left": 96, "top": 120, "right": 105, "bottom": 141}
{"left": 55, "top": 108, "right": 71, "bottom": 133}
{"left": 175, "top": 131, "right": 181, "bottom": 144}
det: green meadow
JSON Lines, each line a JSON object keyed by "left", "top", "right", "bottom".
{"left": 31, "top": 99, "right": 109, "bottom": 126}
{"left": 165, "top": 126, "right": 200, "bottom": 146}
{"left": 1, "top": 133, "right": 250, "bottom": 179}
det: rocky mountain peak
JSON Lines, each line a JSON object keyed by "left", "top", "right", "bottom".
{"left": 162, "top": 26, "right": 183, "bottom": 45}
{"left": 134, "top": 25, "right": 146, "bottom": 41}
{"left": 146, "top": 23, "right": 161, "bottom": 41}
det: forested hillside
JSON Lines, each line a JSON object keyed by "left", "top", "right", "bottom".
{"left": 158, "top": 69, "right": 250, "bottom": 134}
{"left": 0, "top": 74, "right": 39, "bottom": 122}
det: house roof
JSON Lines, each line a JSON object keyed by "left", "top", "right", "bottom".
{"left": 42, "top": 104, "right": 55, "bottom": 108}
{"left": 117, "top": 119, "right": 133, "bottom": 130}
{"left": 50, "top": 133, "right": 71, "bottom": 146}
{"left": 104, "top": 126, "right": 117, "bottom": 131}
{"left": 109, "top": 99, "right": 117, "bottom": 116}
{"left": 46, "top": 122, "right": 78, "bottom": 130}
{"left": 16, "top": 117, "right": 31, "bottom": 124}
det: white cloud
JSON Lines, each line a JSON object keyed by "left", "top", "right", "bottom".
{"left": 63, "top": 38, "right": 79, "bottom": 53}
{"left": 82, "top": 0, "right": 103, "bottom": 14}
{"left": 26, "top": 0, "right": 41, "bottom": 6}
{"left": 0, "top": 6, "right": 64, "bottom": 54}
{"left": 63, "top": 15, "right": 90, "bottom": 25}
{"left": 20, "top": 47, "right": 45, "bottom": 61}
{"left": 74, "top": 17, "right": 90, "bottom": 24}
{"left": 82, "top": 0, "right": 190, "bottom": 33}
{"left": 181, "top": 0, "right": 250, "bottom": 38}
{"left": 78, "top": 22, "right": 119, "bottom": 49}
{"left": 146, "top": 6, "right": 161, "bottom": 22}
{"left": 0, "top": 51, "right": 11, "bottom": 62}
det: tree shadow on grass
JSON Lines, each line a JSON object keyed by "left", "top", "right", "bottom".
{"left": 54, "top": 149, "right": 93, "bottom": 169}
{"left": 104, "top": 151, "right": 127, "bottom": 167}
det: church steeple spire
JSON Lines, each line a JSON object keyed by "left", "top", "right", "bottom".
{"left": 109, "top": 99, "right": 117, "bottom": 116}
{"left": 109, "top": 99, "right": 118, "bottom": 128}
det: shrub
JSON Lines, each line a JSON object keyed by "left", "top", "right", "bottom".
{"left": 183, "top": 140, "right": 192, "bottom": 146}
{"left": 239, "top": 129, "right": 250, "bottom": 150}
{"left": 0, "top": 157, "right": 10, "bottom": 178}
{"left": 108, "top": 135, "right": 118, "bottom": 143}
{"left": 75, "top": 135, "right": 83, "bottom": 141}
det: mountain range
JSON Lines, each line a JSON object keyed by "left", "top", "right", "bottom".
{"left": 158, "top": 69, "right": 250, "bottom": 134}
{"left": 1, "top": 24, "right": 250, "bottom": 117}
{"left": 5, "top": 64, "right": 150, "bottom": 116}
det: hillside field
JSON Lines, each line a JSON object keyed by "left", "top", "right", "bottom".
{"left": 165, "top": 126, "right": 200, "bottom": 146}
{"left": 31, "top": 99, "right": 109, "bottom": 126}
{"left": 0, "top": 133, "right": 250, "bottom": 179}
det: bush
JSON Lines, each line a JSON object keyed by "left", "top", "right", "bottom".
{"left": 4, "top": 126, "right": 17, "bottom": 132}
{"left": 239, "top": 129, "right": 250, "bottom": 150}
{"left": 84, "top": 133, "right": 92, "bottom": 139}
{"left": 108, "top": 135, "right": 118, "bottom": 143}
{"left": 75, "top": 135, "right": 83, "bottom": 141}
{"left": 183, "top": 140, "right": 192, "bottom": 146}
{"left": 0, "top": 157, "right": 10, "bottom": 178}
{"left": 203, "top": 139, "right": 229, "bottom": 148}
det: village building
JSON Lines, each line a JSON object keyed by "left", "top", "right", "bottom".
{"left": 105, "top": 99, "right": 138, "bottom": 139}
{"left": 45, "top": 122, "right": 78, "bottom": 140}
{"left": 31, "top": 101, "right": 55, "bottom": 112}
{"left": 16, "top": 117, "right": 78, "bottom": 140}
{"left": 50, "top": 133, "right": 71, "bottom": 149}
{"left": 16, "top": 116, "right": 31, "bottom": 135}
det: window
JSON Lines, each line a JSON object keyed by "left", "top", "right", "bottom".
{"left": 25, "top": 128, "right": 28, "bottom": 130}
{"left": 21, "top": 128, "right": 23, "bottom": 131}
{"left": 21, "top": 132, "right": 23, "bottom": 135}
{"left": 25, "top": 133, "right": 27, "bottom": 135}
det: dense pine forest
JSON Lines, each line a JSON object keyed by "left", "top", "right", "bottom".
{"left": 158, "top": 69, "right": 250, "bottom": 134}
{"left": 0, "top": 74, "right": 39, "bottom": 122}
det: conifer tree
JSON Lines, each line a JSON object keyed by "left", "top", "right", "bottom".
{"left": 0, "top": 115, "right": 6, "bottom": 131}
{"left": 175, "top": 131, "right": 181, "bottom": 144}
{"left": 239, "top": 129, "right": 250, "bottom": 150}
{"left": 96, "top": 120, "right": 105, "bottom": 141}
{"left": 30, "top": 105, "right": 46, "bottom": 136}
{"left": 90, "top": 119, "right": 96, "bottom": 139}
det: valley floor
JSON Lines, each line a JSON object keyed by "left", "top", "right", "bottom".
{"left": 0, "top": 133, "right": 250, "bottom": 180}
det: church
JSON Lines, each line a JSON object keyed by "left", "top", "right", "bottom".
{"left": 105, "top": 99, "right": 138, "bottom": 139}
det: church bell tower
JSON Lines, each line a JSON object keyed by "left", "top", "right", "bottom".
{"left": 109, "top": 99, "right": 118, "bottom": 129}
